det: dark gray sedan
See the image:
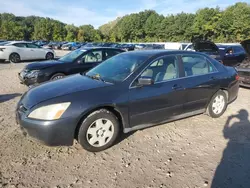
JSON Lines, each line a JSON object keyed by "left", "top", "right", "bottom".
{"left": 16, "top": 50, "right": 239, "bottom": 152}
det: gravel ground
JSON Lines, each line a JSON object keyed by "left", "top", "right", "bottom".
{"left": 0, "top": 61, "right": 250, "bottom": 188}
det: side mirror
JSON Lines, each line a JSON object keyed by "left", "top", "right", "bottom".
{"left": 138, "top": 76, "right": 154, "bottom": 86}
{"left": 77, "top": 59, "right": 84, "bottom": 64}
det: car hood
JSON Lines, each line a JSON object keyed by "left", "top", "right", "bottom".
{"left": 241, "top": 39, "right": 250, "bottom": 57}
{"left": 25, "top": 60, "right": 69, "bottom": 70}
{"left": 193, "top": 40, "right": 219, "bottom": 52}
{"left": 21, "top": 74, "right": 112, "bottom": 109}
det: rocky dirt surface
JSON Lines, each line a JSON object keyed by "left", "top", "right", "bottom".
{"left": 0, "top": 63, "right": 250, "bottom": 188}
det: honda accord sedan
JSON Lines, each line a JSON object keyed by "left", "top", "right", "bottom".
{"left": 16, "top": 50, "right": 239, "bottom": 152}
{"left": 18, "top": 47, "right": 124, "bottom": 86}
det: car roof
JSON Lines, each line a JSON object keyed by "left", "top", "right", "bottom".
{"left": 121, "top": 49, "right": 205, "bottom": 56}
{"left": 8, "top": 41, "right": 33, "bottom": 44}
{"left": 80, "top": 47, "right": 124, "bottom": 51}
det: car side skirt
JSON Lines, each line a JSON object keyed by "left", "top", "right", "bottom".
{"left": 124, "top": 109, "right": 205, "bottom": 133}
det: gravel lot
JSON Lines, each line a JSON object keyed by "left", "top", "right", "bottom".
{"left": 0, "top": 57, "right": 250, "bottom": 188}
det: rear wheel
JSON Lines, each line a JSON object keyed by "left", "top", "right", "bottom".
{"left": 78, "top": 109, "right": 120, "bottom": 152}
{"left": 50, "top": 73, "right": 65, "bottom": 80}
{"left": 207, "top": 90, "right": 227, "bottom": 118}
{"left": 9, "top": 53, "right": 20, "bottom": 63}
{"left": 46, "top": 52, "right": 54, "bottom": 60}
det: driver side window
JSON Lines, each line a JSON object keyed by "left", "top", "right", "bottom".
{"left": 140, "top": 55, "right": 178, "bottom": 83}
{"left": 83, "top": 51, "right": 102, "bottom": 63}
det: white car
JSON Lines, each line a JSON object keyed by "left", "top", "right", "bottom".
{"left": 0, "top": 41, "right": 55, "bottom": 63}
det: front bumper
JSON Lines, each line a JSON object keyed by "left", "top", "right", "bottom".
{"left": 239, "top": 76, "right": 250, "bottom": 88}
{"left": 18, "top": 72, "right": 49, "bottom": 86}
{"left": 16, "top": 107, "right": 76, "bottom": 146}
{"left": 18, "top": 73, "right": 38, "bottom": 86}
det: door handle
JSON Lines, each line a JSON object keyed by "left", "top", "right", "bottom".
{"left": 210, "top": 76, "right": 216, "bottom": 80}
{"left": 172, "top": 84, "right": 182, "bottom": 90}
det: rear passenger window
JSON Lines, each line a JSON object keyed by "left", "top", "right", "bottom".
{"left": 182, "top": 55, "right": 216, "bottom": 77}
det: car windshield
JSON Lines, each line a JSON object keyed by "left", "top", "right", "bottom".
{"left": 59, "top": 49, "right": 86, "bottom": 62}
{"left": 85, "top": 53, "right": 150, "bottom": 83}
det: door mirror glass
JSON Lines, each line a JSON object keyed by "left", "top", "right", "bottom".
{"left": 138, "top": 76, "right": 154, "bottom": 86}
{"left": 77, "top": 59, "right": 82, "bottom": 64}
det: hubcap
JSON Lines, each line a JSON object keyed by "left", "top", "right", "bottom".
{"left": 47, "top": 53, "right": 53, "bottom": 59}
{"left": 86, "top": 118, "right": 114, "bottom": 147}
{"left": 53, "top": 76, "right": 63, "bottom": 80}
{"left": 11, "top": 54, "right": 20, "bottom": 63}
{"left": 212, "top": 95, "right": 225, "bottom": 114}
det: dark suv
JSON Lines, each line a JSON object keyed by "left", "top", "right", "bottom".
{"left": 218, "top": 45, "right": 246, "bottom": 66}
{"left": 19, "top": 47, "right": 124, "bottom": 86}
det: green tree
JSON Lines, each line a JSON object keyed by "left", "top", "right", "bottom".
{"left": 65, "top": 24, "right": 78, "bottom": 41}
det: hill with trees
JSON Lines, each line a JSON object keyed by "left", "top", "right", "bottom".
{"left": 0, "top": 2, "right": 249, "bottom": 42}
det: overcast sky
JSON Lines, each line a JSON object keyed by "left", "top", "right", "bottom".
{"left": 0, "top": 0, "right": 248, "bottom": 27}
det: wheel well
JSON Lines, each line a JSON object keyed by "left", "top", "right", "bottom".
{"left": 9, "top": 52, "right": 20, "bottom": 59}
{"left": 50, "top": 72, "right": 66, "bottom": 78}
{"left": 220, "top": 88, "right": 229, "bottom": 102}
{"left": 206, "top": 88, "right": 229, "bottom": 110}
{"left": 74, "top": 106, "right": 123, "bottom": 139}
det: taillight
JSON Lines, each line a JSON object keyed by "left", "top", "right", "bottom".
{"left": 235, "top": 74, "right": 239, "bottom": 80}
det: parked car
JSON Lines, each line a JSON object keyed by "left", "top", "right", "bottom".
{"left": 61, "top": 42, "right": 80, "bottom": 50}
{"left": 236, "top": 39, "right": 250, "bottom": 88}
{"left": 218, "top": 44, "right": 246, "bottom": 66}
{"left": 43, "top": 42, "right": 56, "bottom": 49}
{"left": 16, "top": 50, "right": 239, "bottom": 152}
{"left": 135, "top": 44, "right": 146, "bottom": 50}
{"left": 18, "top": 47, "right": 124, "bottom": 86}
{"left": 184, "top": 40, "right": 222, "bottom": 62}
{"left": 120, "top": 44, "right": 135, "bottom": 51}
{"left": 35, "top": 41, "right": 49, "bottom": 47}
{"left": 0, "top": 41, "right": 54, "bottom": 63}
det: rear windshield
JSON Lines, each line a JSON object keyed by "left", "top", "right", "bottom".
{"left": 0, "top": 41, "right": 10, "bottom": 46}
{"left": 195, "top": 43, "right": 218, "bottom": 52}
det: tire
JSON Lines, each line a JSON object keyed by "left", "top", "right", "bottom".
{"left": 9, "top": 53, "right": 20, "bottom": 63}
{"left": 50, "top": 73, "right": 65, "bottom": 80}
{"left": 207, "top": 90, "right": 227, "bottom": 118}
{"left": 46, "top": 52, "right": 54, "bottom": 60}
{"left": 78, "top": 109, "right": 120, "bottom": 152}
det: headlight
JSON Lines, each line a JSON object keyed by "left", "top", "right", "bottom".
{"left": 26, "top": 70, "right": 40, "bottom": 78}
{"left": 28, "top": 102, "right": 71, "bottom": 120}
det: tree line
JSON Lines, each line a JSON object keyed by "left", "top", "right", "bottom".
{"left": 0, "top": 2, "right": 249, "bottom": 43}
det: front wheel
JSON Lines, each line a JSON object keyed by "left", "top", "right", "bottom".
{"left": 9, "top": 53, "right": 20, "bottom": 63}
{"left": 50, "top": 73, "right": 65, "bottom": 80}
{"left": 78, "top": 109, "right": 120, "bottom": 152}
{"left": 46, "top": 52, "right": 54, "bottom": 60}
{"left": 207, "top": 90, "right": 227, "bottom": 118}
